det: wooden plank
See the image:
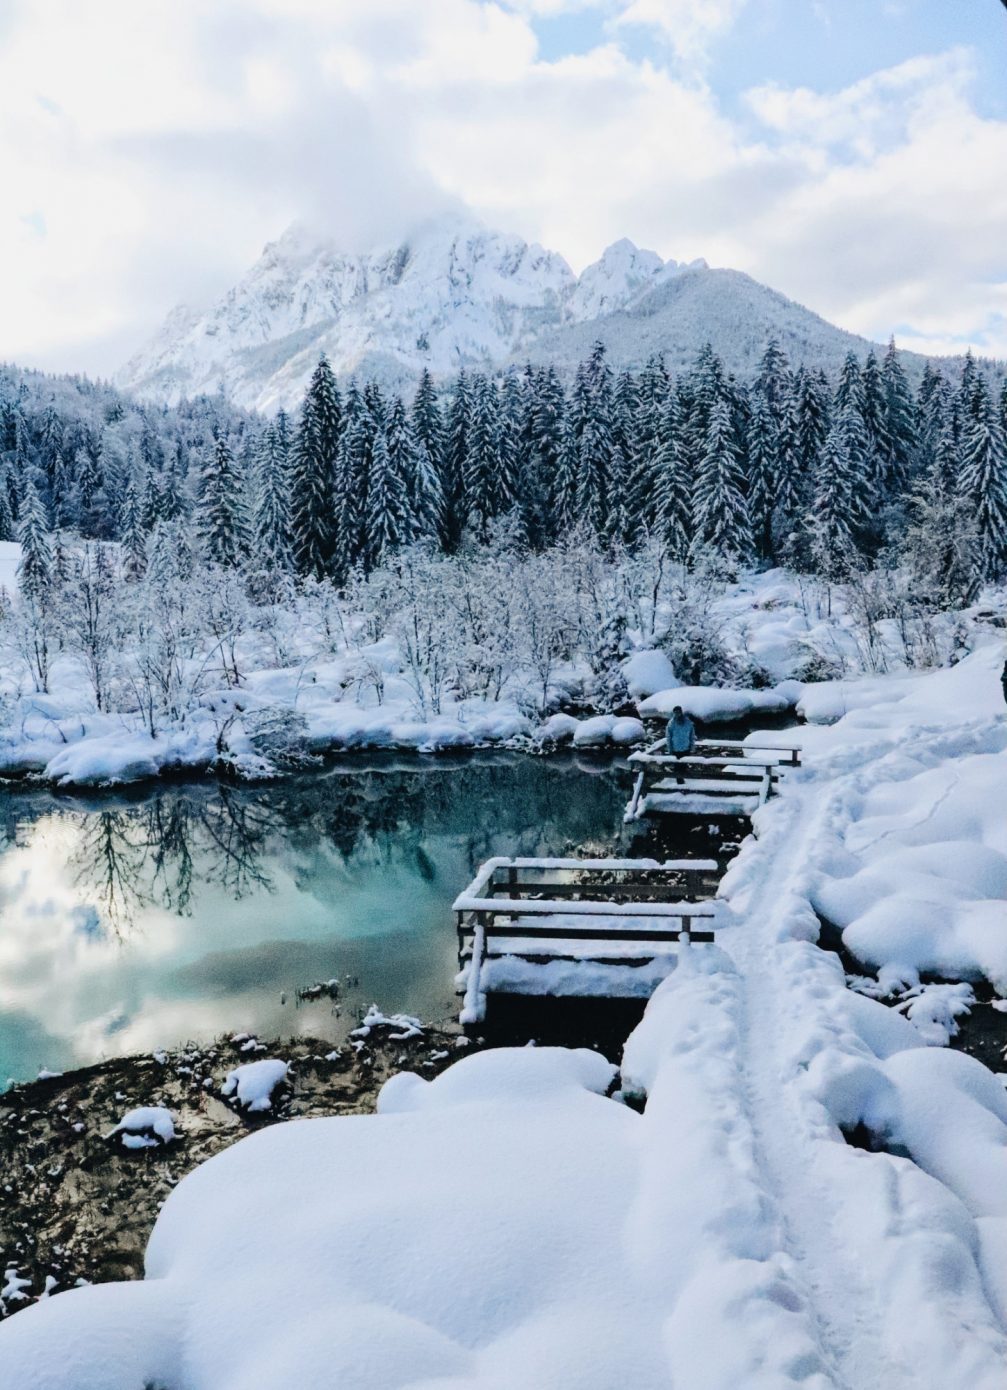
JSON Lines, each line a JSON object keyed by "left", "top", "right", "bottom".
{"left": 455, "top": 895, "right": 715, "bottom": 918}
{"left": 479, "top": 923, "right": 712, "bottom": 942}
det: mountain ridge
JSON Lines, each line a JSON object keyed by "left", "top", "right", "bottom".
{"left": 118, "top": 214, "right": 958, "bottom": 411}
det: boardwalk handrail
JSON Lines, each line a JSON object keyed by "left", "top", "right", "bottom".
{"left": 455, "top": 895, "right": 716, "bottom": 918}
{"left": 452, "top": 856, "right": 719, "bottom": 911}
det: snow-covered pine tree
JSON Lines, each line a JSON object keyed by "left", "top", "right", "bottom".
{"left": 860, "top": 349, "right": 890, "bottom": 507}
{"left": 551, "top": 416, "right": 580, "bottom": 538}
{"left": 0, "top": 475, "right": 14, "bottom": 543}
{"left": 464, "top": 374, "right": 503, "bottom": 542}
{"left": 363, "top": 422, "right": 409, "bottom": 570}
{"left": 881, "top": 339, "right": 917, "bottom": 492}
{"left": 810, "top": 420, "right": 855, "bottom": 585}
{"left": 651, "top": 391, "right": 692, "bottom": 561}
{"left": 200, "top": 434, "right": 245, "bottom": 568}
{"left": 496, "top": 371, "right": 525, "bottom": 529}
{"left": 575, "top": 343, "right": 616, "bottom": 537}
{"left": 755, "top": 339, "right": 790, "bottom": 422}
{"left": 624, "top": 354, "right": 670, "bottom": 541}
{"left": 746, "top": 390, "right": 779, "bottom": 562}
{"left": 333, "top": 386, "right": 373, "bottom": 580}
{"left": 795, "top": 368, "right": 830, "bottom": 478}
{"left": 957, "top": 350, "right": 979, "bottom": 424}
{"left": 958, "top": 376, "right": 1007, "bottom": 580}
{"left": 442, "top": 372, "right": 471, "bottom": 551}
{"left": 526, "top": 366, "right": 566, "bottom": 547}
{"left": 253, "top": 419, "right": 293, "bottom": 570}
{"left": 16, "top": 473, "right": 53, "bottom": 598}
{"left": 389, "top": 397, "right": 443, "bottom": 544}
{"left": 692, "top": 396, "right": 751, "bottom": 563}
{"left": 834, "top": 352, "right": 863, "bottom": 414}
{"left": 120, "top": 477, "right": 147, "bottom": 581}
{"left": 773, "top": 386, "right": 803, "bottom": 550}
{"left": 411, "top": 369, "right": 443, "bottom": 471}
{"left": 290, "top": 356, "right": 341, "bottom": 578}
{"left": 140, "top": 463, "right": 160, "bottom": 532}
{"left": 159, "top": 440, "right": 186, "bottom": 522}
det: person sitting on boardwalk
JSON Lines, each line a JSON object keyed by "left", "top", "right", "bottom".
{"left": 666, "top": 706, "right": 696, "bottom": 784}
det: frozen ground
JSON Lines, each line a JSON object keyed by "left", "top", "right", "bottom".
{"left": 1, "top": 640, "right": 1005, "bottom": 1386}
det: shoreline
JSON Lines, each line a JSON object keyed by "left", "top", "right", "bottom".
{"left": 0, "top": 1024, "right": 481, "bottom": 1313}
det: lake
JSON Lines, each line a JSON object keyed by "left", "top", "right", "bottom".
{"left": 0, "top": 753, "right": 634, "bottom": 1085}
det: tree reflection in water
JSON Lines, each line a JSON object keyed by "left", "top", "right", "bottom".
{"left": 51, "top": 752, "right": 629, "bottom": 938}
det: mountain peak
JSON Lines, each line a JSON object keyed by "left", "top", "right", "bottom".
{"left": 114, "top": 220, "right": 903, "bottom": 413}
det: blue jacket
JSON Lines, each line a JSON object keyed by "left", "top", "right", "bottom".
{"left": 666, "top": 713, "right": 696, "bottom": 755}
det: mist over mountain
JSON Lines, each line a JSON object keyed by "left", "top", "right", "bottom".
{"left": 118, "top": 214, "right": 945, "bottom": 412}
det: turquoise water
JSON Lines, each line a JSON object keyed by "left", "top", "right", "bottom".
{"left": 0, "top": 754, "right": 630, "bottom": 1085}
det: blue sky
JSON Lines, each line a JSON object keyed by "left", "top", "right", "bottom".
{"left": 534, "top": 0, "right": 1005, "bottom": 117}
{"left": 0, "top": 0, "right": 1005, "bottom": 372}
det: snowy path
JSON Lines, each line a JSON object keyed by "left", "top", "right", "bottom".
{"left": 711, "top": 707, "right": 1007, "bottom": 1388}
{"left": 724, "top": 775, "right": 891, "bottom": 1388}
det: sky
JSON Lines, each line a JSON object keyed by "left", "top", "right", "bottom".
{"left": 1, "top": 0, "right": 1006, "bottom": 378}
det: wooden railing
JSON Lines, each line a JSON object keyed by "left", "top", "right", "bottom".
{"left": 625, "top": 738, "right": 802, "bottom": 819}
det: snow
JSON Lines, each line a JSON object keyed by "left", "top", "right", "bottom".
{"left": 107, "top": 1106, "right": 176, "bottom": 1148}
{"left": 117, "top": 216, "right": 677, "bottom": 411}
{"left": 622, "top": 648, "right": 677, "bottom": 698}
{"left": 116, "top": 214, "right": 924, "bottom": 409}
{"left": 220, "top": 1059, "right": 288, "bottom": 1113}
{"left": 638, "top": 683, "right": 795, "bottom": 722}
{"left": 351, "top": 1005, "right": 424, "bottom": 1042}
{"left": 4, "top": 593, "right": 1007, "bottom": 1384}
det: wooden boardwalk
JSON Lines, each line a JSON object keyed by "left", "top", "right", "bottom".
{"left": 625, "top": 738, "right": 802, "bottom": 820}
{"left": 455, "top": 856, "right": 718, "bottom": 1022}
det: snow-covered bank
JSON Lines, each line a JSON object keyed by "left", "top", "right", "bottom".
{"left": 2, "top": 545, "right": 997, "bottom": 789}
{"left": 3, "top": 646, "right": 1006, "bottom": 1387}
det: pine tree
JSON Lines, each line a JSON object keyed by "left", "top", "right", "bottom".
{"left": 651, "top": 392, "right": 692, "bottom": 560}
{"left": 0, "top": 477, "right": 14, "bottom": 543}
{"left": 527, "top": 367, "right": 566, "bottom": 547}
{"left": 253, "top": 420, "right": 293, "bottom": 570}
{"left": 333, "top": 387, "right": 373, "bottom": 579}
{"left": 693, "top": 397, "right": 751, "bottom": 562}
{"left": 756, "top": 339, "right": 790, "bottom": 422}
{"left": 810, "top": 421, "right": 855, "bottom": 584}
{"left": 464, "top": 375, "right": 503, "bottom": 542}
{"left": 412, "top": 369, "right": 443, "bottom": 469}
{"left": 200, "top": 435, "right": 245, "bottom": 568}
{"left": 364, "top": 423, "right": 409, "bottom": 569}
{"left": 16, "top": 474, "right": 53, "bottom": 599}
{"left": 746, "top": 391, "right": 779, "bottom": 561}
{"left": 389, "top": 397, "right": 443, "bottom": 543}
{"left": 860, "top": 349, "right": 890, "bottom": 504}
{"left": 795, "top": 368, "right": 830, "bottom": 478}
{"left": 290, "top": 356, "right": 341, "bottom": 578}
{"left": 120, "top": 477, "right": 147, "bottom": 581}
{"left": 958, "top": 377, "right": 1007, "bottom": 580}
{"left": 881, "top": 339, "right": 917, "bottom": 492}
{"left": 496, "top": 372, "right": 525, "bottom": 525}
{"left": 442, "top": 372, "right": 471, "bottom": 550}
{"left": 575, "top": 343, "right": 616, "bottom": 537}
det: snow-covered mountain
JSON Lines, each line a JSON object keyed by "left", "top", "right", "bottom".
{"left": 118, "top": 213, "right": 932, "bottom": 412}
{"left": 117, "top": 217, "right": 698, "bottom": 411}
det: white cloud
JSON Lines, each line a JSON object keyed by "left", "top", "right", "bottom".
{"left": 0, "top": 0, "right": 1004, "bottom": 375}
{"left": 615, "top": 0, "right": 750, "bottom": 62}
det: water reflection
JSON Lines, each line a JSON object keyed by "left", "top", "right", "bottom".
{"left": 0, "top": 754, "right": 629, "bottom": 1083}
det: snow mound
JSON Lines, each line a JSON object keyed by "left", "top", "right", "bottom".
{"left": 220, "top": 1059, "right": 289, "bottom": 1113}
{"left": 638, "top": 684, "right": 794, "bottom": 723}
{"left": 107, "top": 1106, "right": 176, "bottom": 1150}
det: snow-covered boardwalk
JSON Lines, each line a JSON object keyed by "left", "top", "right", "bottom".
{"left": 625, "top": 737, "right": 802, "bottom": 819}
{"left": 455, "top": 856, "right": 719, "bottom": 1022}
